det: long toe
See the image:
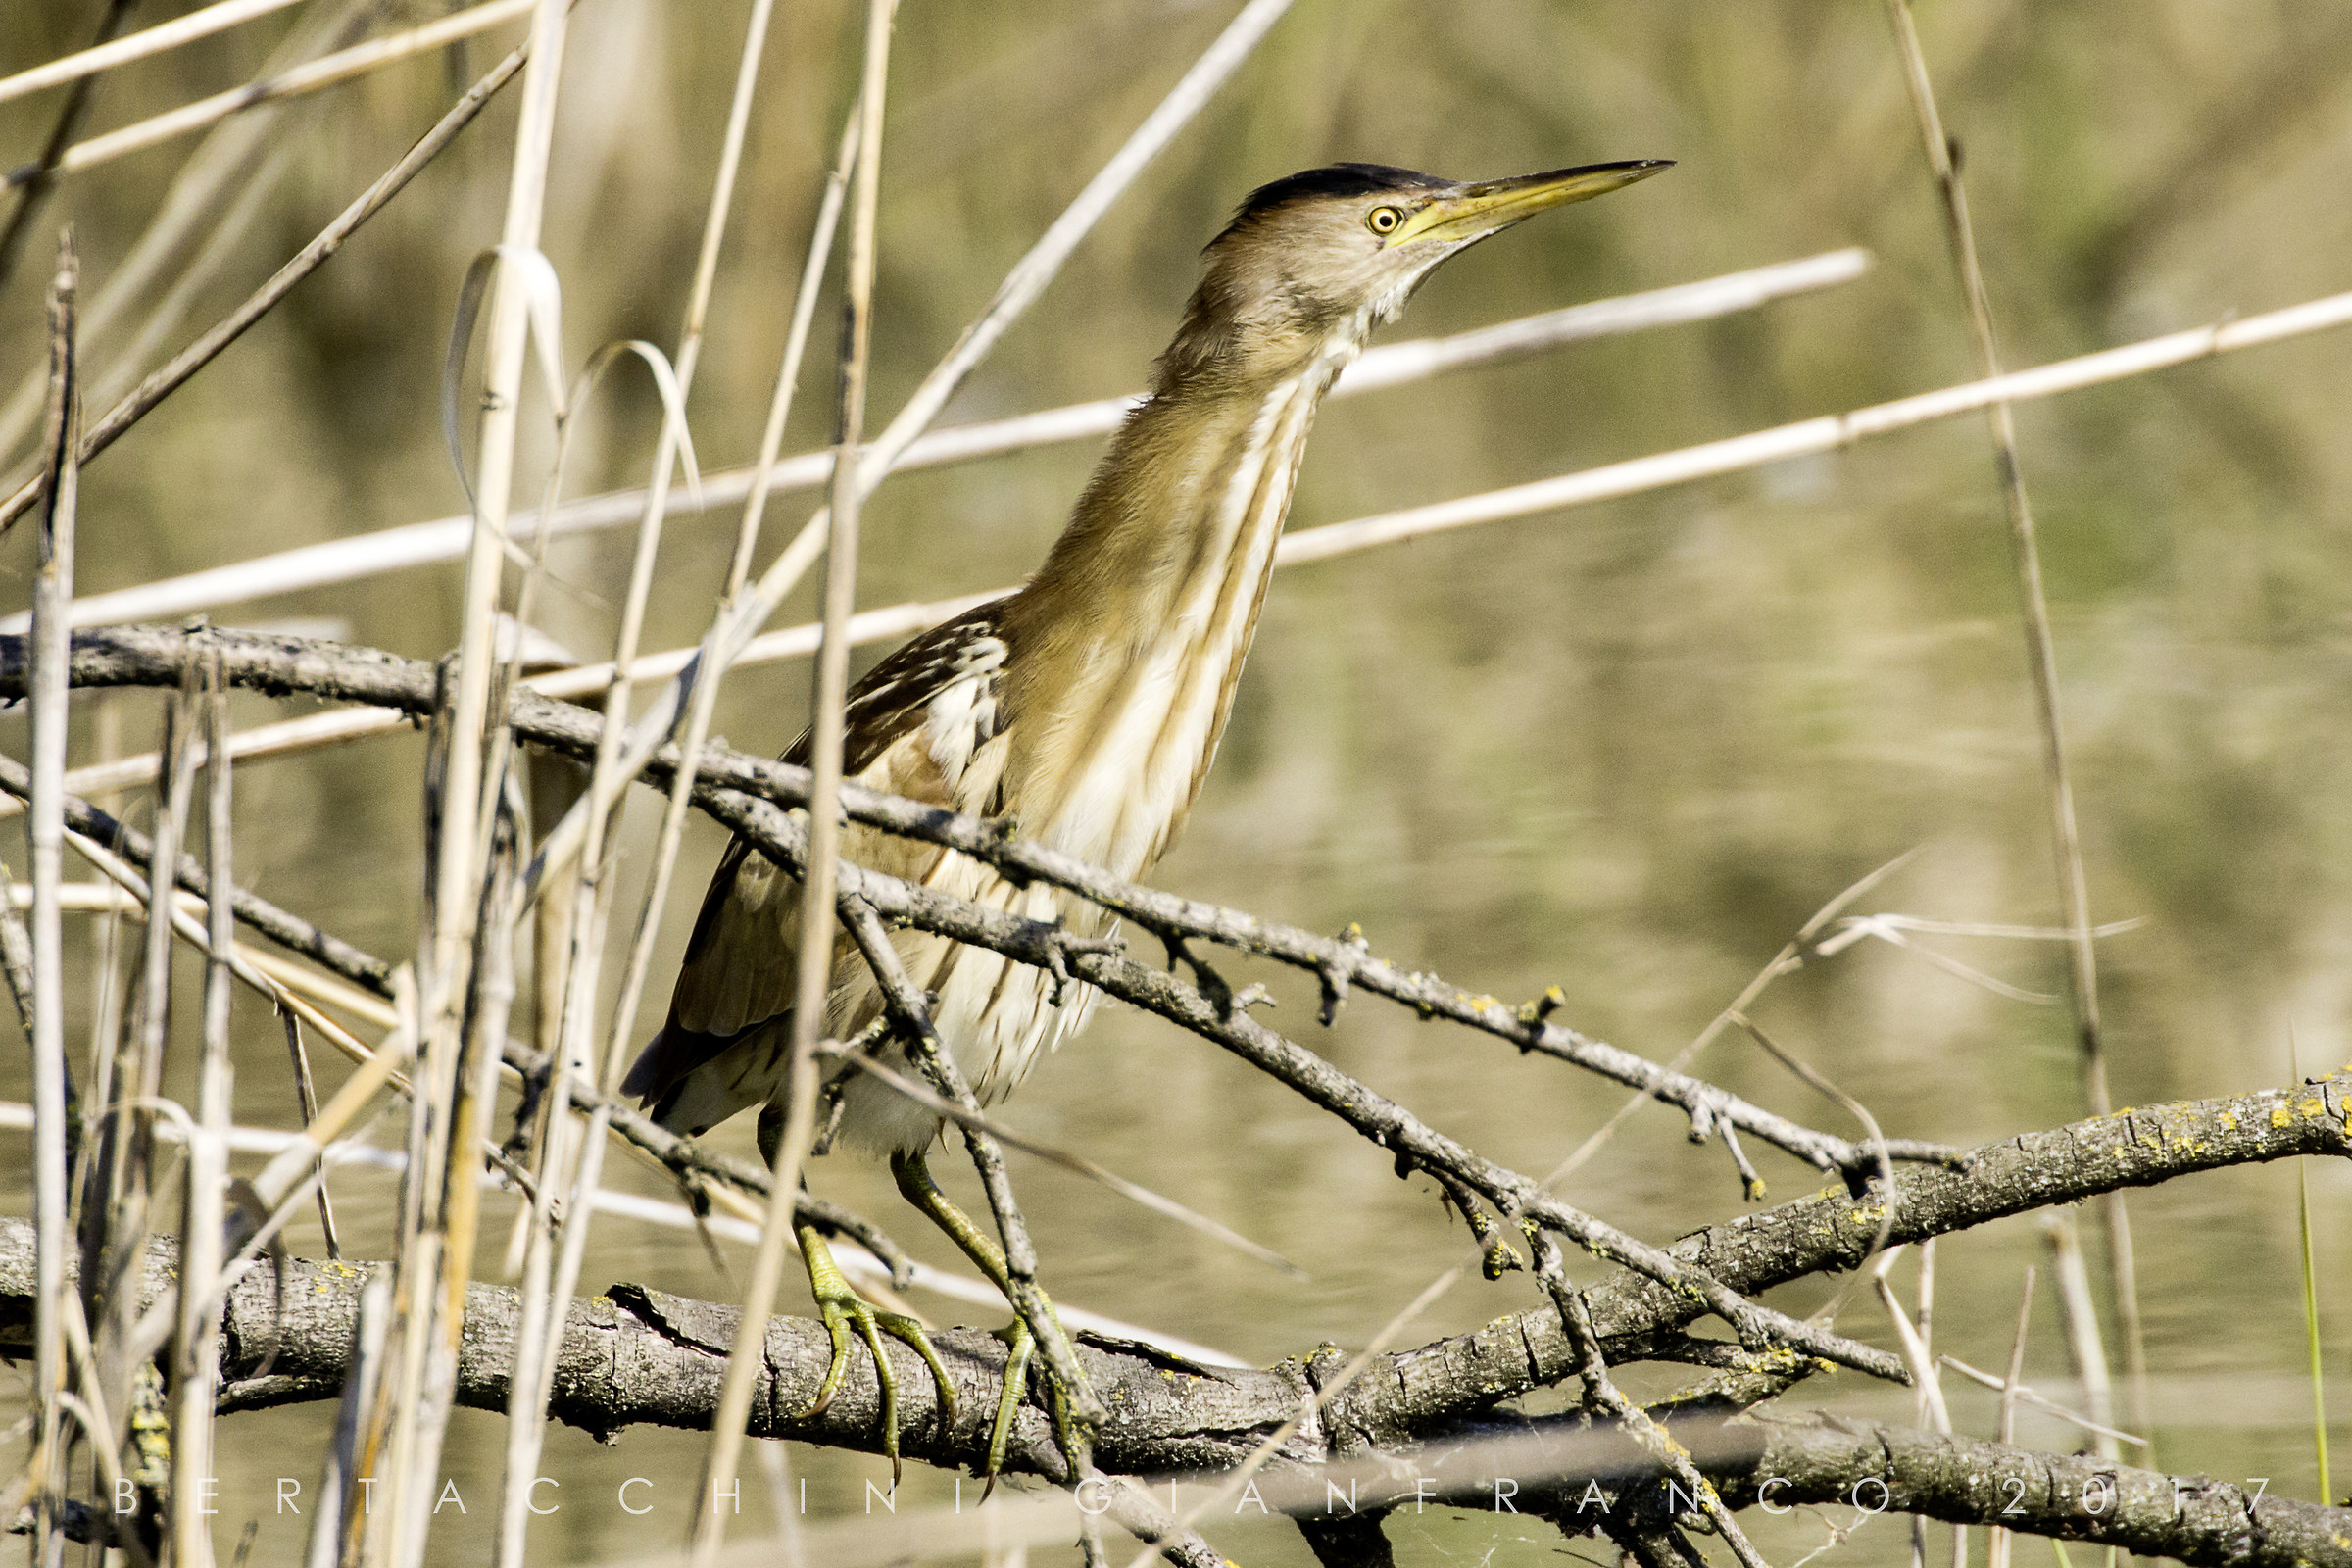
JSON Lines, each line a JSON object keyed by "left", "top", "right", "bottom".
{"left": 800, "top": 1298, "right": 858, "bottom": 1421}
{"left": 982, "top": 1318, "right": 1035, "bottom": 1499}
{"left": 878, "top": 1309, "right": 958, "bottom": 1438}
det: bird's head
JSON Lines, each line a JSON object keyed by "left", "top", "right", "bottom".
{"left": 1165, "top": 159, "right": 1672, "bottom": 384}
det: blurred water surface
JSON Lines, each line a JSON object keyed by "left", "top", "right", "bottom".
{"left": 3, "top": 0, "right": 2351, "bottom": 1561}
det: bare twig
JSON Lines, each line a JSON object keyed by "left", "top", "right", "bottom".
{"left": 372, "top": 0, "right": 569, "bottom": 1554}
{"left": 1529, "top": 1229, "right": 1776, "bottom": 1568}
{"left": 1937, "top": 1355, "right": 2148, "bottom": 1449}
{"left": 0, "top": 626, "right": 1935, "bottom": 1193}
{"left": 840, "top": 897, "right": 1106, "bottom": 1434}
{"left": 816, "top": 1033, "right": 1298, "bottom": 1277}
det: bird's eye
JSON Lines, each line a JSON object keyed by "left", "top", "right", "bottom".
{"left": 1366, "top": 205, "right": 1403, "bottom": 235}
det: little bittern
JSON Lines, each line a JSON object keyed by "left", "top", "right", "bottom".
{"left": 625, "top": 156, "right": 1671, "bottom": 1477}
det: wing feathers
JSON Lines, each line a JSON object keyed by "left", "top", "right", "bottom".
{"left": 623, "top": 602, "right": 1015, "bottom": 1125}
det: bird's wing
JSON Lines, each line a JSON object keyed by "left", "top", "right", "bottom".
{"left": 620, "top": 602, "right": 1016, "bottom": 1110}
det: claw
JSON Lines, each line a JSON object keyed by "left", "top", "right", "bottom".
{"left": 796, "top": 1224, "right": 957, "bottom": 1481}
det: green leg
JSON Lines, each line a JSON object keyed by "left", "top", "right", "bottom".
{"left": 891, "top": 1150, "right": 1093, "bottom": 1490}
{"left": 766, "top": 1118, "right": 956, "bottom": 1481}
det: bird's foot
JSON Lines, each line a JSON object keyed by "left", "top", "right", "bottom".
{"left": 796, "top": 1224, "right": 956, "bottom": 1483}
{"left": 981, "top": 1291, "right": 1095, "bottom": 1496}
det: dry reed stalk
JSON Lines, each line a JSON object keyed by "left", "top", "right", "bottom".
{"left": 496, "top": 110, "right": 860, "bottom": 1438}
{"left": 431, "top": 821, "right": 520, "bottom": 1505}
{"left": 583, "top": 99, "right": 858, "bottom": 1204}
{"left": 0, "top": 27, "right": 537, "bottom": 534}
{"left": 1880, "top": 0, "right": 2149, "bottom": 1443}
{"left": 1988, "top": 1268, "right": 2037, "bottom": 1568}
{"left": 689, "top": 4, "right": 898, "bottom": 1555}
{"left": 23, "top": 230, "right": 80, "bottom": 1565}
{"left": 2040, "top": 1212, "right": 2123, "bottom": 1459}
{"left": 541, "top": 93, "right": 854, "bottom": 1290}
{"left": 367, "top": 0, "right": 568, "bottom": 1554}
{"left": 0, "top": 0, "right": 310, "bottom": 108}
{"left": 23, "top": 248, "right": 1862, "bottom": 630}
{"left": 1872, "top": 1250, "right": 1954, "bottom": 1431}
{"left": 4, "top": 0, "right": 539, "bottom": 191}
{"left": 495, "top": 6, "right": 788, "bottom": 1555}
{"left": 721, "top": 109, "right": 860, "bottom": 608}
{"left": 280, "top": 1006, "right": 343, "bottom": 1259}
{"left": 167, "top": 656, "right": 237, "bottom": 1568}
{"left": 148, "top": 279, "right": 2322, "bottom": 818}
{"left": 88, "top": 683, "right": 198, "bottom": 1547}
{"left": 1924, "top": 1238, "right": 1965, "bottom": 1568}
{"left": 306, "top": 1271, "right": 392, "bottom": 1568}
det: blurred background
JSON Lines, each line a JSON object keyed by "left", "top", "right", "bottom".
{"left": 4, "top": 0, "right": 2350, "bottom": 1561}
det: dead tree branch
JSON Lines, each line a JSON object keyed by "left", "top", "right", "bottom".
{"left": 6, "top": 1210, "right": 2349, "bottom": 1568}
{"left": 0, "top": 624, "right": 1960, "bottom": 1185}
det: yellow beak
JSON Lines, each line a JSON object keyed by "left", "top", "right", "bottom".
{"left": 1388, "top": 160, "right": 1673, "bottom": 248}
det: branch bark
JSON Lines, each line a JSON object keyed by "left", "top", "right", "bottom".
{"left": 7, "top": 1217, "right": 2348, "bottom": 1568}
{"left": 2, "top": 1072, "right": 2341, "bottom": 1475}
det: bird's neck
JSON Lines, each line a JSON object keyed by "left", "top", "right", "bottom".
{"left": 998, "top": 313, "right": 1371, "bottom": 866}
